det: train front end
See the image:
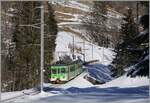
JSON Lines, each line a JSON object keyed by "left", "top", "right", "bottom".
{"left": 49, "top": 65, "right": 68, "bottom": 84}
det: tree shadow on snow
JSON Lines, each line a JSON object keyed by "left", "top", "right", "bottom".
{"left": 37, "top": 86, "right": 149, "bottom": 103}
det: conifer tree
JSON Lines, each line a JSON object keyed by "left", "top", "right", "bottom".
{"left": 44, "top": 2, "right": 58, "bottom": 83}
{"left": 111, "top": 8, "right": 139, "bottom": 77}
{"left": 126, "top": 2, "right": 149, "bottom": 77}
{"left": 127, "top": 14, "right": 149, "bottom": 77}
{"left": 2, "top": 1, "right": 58, "bottom": 91}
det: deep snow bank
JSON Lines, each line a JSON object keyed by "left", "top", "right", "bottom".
{"left": 59, "top": 72, "right": 93, "bottom": 89}
{"left": 97, "top": 74, "right": 149, "bottom": 88}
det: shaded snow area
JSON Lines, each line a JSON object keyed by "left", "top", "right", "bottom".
{"left": 86, "top": 64, "right": 112, "bottom": 83}
{"left": 54, "top": 31, "right": 115, "bottom": 65}
{"left": 3, "top": 84, "right": 149, "bottom": 103}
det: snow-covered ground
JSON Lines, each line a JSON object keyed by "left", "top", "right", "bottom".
{"left": 1, "top": 88, "right": 39, "bottom": 102}
{"left": 2, "top": 71, "right": 149, "bottom": 103}
{"left": 98, "top": 74, "right": 149, "bottom": 88}
{"left": 59, "top": 72, "right": 93, "bottom": 89}
{"left": 51, "top": 0, "right": 90, "bottom": 12}
{"left": 54, "top": 31, "right": 115, "bottom": 65}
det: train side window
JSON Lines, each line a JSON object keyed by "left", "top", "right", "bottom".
{"left": 51, "top": 69, "right": 57, "bottom": 74}
{"left": 61, "top": 68, "right": 66, "bottom": 73}
{"left": 70, "top": 67, "right": 74, "bottom": 72}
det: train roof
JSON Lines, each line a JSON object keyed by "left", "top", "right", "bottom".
{"left": 50, "top": 60, "right": 83, "bottom": 66}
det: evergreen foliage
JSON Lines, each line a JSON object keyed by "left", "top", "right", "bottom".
{"left": 44, "top": 2, "right": 58, "bottom": 83}
{"left": 127, "top": 14, "right": 149, "bottom": 77}
{"left": 1, "top": 1, "right": 58, "bottom": 91}
{"left": 111, "top": 8, "right": 139, "bottom": 77}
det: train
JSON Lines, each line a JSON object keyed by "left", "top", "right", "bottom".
{"left": 48, "top": 60, "right": 83, "bottom": 84}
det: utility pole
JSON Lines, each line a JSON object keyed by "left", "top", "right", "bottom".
{"left": 86, "top": 43, "right": 94, "bottom": 60}
{"left": 102, "top": 41, "right": 104, "bottom": 63}
{"left": 72, "top": 35, "right": 75, "bottom": 59}
{"left": 91, "top": 44, "right": 93, "bottom": 59}
{"left": 83, "top": 41, "right": 86, "bottom": 62}
{"left": 0, "top": 1, "right": 1, "bottom": 102}
{"left": 40, "top": 3, "right": 44, "bottom": 93}
{"left": 76, "top": 41, "right": 85, "bottom": 62}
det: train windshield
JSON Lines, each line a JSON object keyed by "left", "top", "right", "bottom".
{"left": 60, "top": 68, "right": 66, "bottom": 73}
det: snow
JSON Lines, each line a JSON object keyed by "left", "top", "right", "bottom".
{"left": 69, "top": 1, "right": 90, "bottom": 11}
{"left": 21, "top": 92, "right": 149, "bottom": 103}
{"left": 55, "top": 11, "right": 81, "bottom": 22}
{"left": 2, "top": 12, "right": 14, "bottom": 17}
{"left": 2, "top": 91, "right": 23, "bottom": 100}
{"left": 8, "top": 8, "right": 16, "bottom": 12}
{"left": 26, "top": 91, "right": 60, "bottom": 100}
{"left": 135, "top": 28, "right": 148, "bottom": 39}
{"left": 107, "top": 8, "right": 124, "bottom": 19}
{"left": 59, "top": 72, "right": 93, "bottom": 89}
{"left": 55, "top": 31, "right": 115, "bottom": 65}
{"left": 53, "top": 0, "right": 115, "bottom": 65}
{"left": 58, "top": 22, "right": 82, "bottom": 26}
{"left": 1, "top": 88, "right": 38, "bottom": 101}
{"left": 51, "top": 0, "right": 90, "bottom": 12}
{"left": 2, "top": 73, "right": 149, "bottom": 103}
{"left": 97, "top": 74, "right": 149, "bottom": 88}
{"left": 86, "top": 64, "right": 112, "bottom": 83}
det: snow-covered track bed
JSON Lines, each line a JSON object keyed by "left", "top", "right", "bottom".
{"left": 2, "top": 90, "right": 40, "bottom": 103}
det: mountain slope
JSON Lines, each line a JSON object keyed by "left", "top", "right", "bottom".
{"left": 51, "top": 1, "right": 125, "bottom": 63}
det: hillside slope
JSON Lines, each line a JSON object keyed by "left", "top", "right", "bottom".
{"left": 51, "top": 1, "right": 125, "bottom": 63}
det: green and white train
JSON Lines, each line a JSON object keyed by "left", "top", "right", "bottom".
{"left": 48, "top": 61, "right": 83, "bottom": 84}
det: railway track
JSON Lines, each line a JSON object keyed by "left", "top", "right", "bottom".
{"left": 50, "top": 84, "right": 62, "bottom": 88}
{"left": 1, "top": 90, "right": 40, "bottom": 103}
{"left": 2, "top": 84, "right": 62, "bottom": 102}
